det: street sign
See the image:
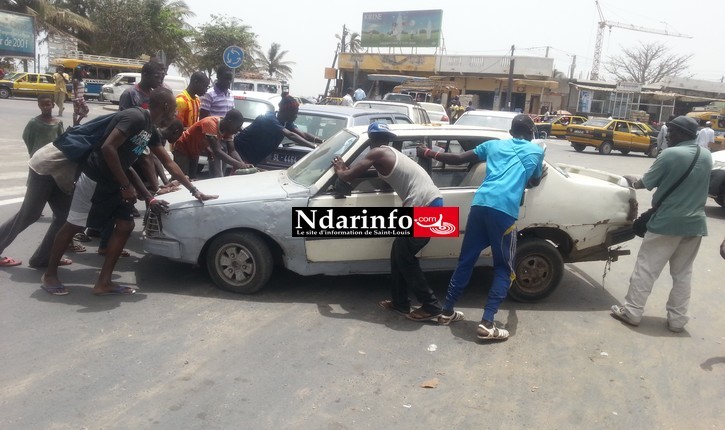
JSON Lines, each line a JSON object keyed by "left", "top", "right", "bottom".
{"left": 223, "top": 46, "right": 244, "bottom": 69}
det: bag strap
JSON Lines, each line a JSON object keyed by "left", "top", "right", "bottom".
{"left": 653, "top": 146, "right": 700, "bottom": 208}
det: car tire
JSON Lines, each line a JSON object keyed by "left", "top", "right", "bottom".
{"left": 647, "top": 145, "right": 659, "bottom": 158}
{"left": 206, "top": 231, "right": 273, "bottom": 294}
{"left": 538, "top": 130, "right": 548, "bottom": 139}
{"left": 572, "top": 143, "right": 586, "bottom": 152}
{"left": 598, "top": 141, "right": 613, "bottom": 155}
{"left": 509, "top": 238, "right": 564, "bottom": 302}
{"left": 619, "top": 149, "right": 630, "bottom": 155}
{"left": 0, "top": 87, "right": 11, "bottom": 99}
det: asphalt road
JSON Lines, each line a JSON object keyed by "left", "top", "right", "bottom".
{"left": 0, "top": 96, "right": 723, "bottom": 429}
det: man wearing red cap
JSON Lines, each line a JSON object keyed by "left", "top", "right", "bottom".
{"left": 234, "top": 96, "right": 322, "bottom": 166}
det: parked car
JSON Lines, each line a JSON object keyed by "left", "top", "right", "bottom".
{"left": 0, "top": 72, "right": 55, "bottom": 99}
{"left": 535, "top": 115, "right": 588, "bottom": 139}
{"left": 419, "top": 102, "right": 450, "bottom": 126}
{"left": 259, "top": 104, "right": 413, "bottom": 170}
{"left": 709, "top": 148, "right": 725, "bottom": 207}
{"left": 566, "top": 118, "right": 658, "bottom": 157}
{"left": 455, "top": 109, "right": 545, "bottom": 138}
{"left": 382, "top": 93, "right": 415, "bottom": 104}
{"left": 100, "top": 73, "right": 188, "bottom": 104}
{"left": 144, "top": 124, "right": 637, "bottom": 301}
{"left": 354, "top": 100, "right": 430, "bottom": 124}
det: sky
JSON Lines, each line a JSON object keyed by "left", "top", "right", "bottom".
{"left": 183, "top": 0, "right": 723, "bottom": 97}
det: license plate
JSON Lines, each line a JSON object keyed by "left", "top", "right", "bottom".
{"left": 572, "top": 129, "right": 585, "bottom": 134}
{"left": 271, "top": 152, "right": 299, "bottom": 165}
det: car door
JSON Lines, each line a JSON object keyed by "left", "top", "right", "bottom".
{"left": 14, "top": 73, "right": 36, "bottom": 96}
{"left": 613, "top": 121, "right": 632, "bottom": 149}
{"left": 629, "top": 123, "right": 651, "bottom": 151}
{"left": 36, "top": 74, "right": 54, "bottom": 95}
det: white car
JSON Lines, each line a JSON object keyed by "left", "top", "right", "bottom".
{"left": 709, "top": 149, "right": 725, "bottom": 207}
{"left": 354, "top": 100, "right": 431, "bottom": 124}
{"left": 456, "top": 109, "right": 546, "bottom": 139}
{"left": 100, "top": 73, "right": 187, "bottom": 104}
{"left": 419, "top": 102, "right": 450, "bottom": 126}
{"left": 144, "top": 125, "right": 637, "bottom": 301}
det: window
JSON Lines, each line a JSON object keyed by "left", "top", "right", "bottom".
{"left": 572, "top": 117, "right": 585, "bottom": 125}
{"left": 616, "top": 122, "right": 629, "bottom": 133}
{"left": 429, "top": 138, "right": 472, "bottom": 188}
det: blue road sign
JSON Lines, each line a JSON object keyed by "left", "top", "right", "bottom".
{"left": 223, "top": 46, "right": 244, "bottom": 69}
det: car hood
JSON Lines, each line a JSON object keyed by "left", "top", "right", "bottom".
{"left": 159, "top": 170, "right": 294, "bottom": 209}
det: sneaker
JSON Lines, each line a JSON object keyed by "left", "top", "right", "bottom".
{"left": 476, "top": 321, "right": 509, "bottom": 340}
{"left": 438, "top": 310, "right": 465, "bottom": 326}
{"left": 610, "top": 305, "right": 639, "bottom": 326}
{"left": 666, "top": 321, "right": 684, "bottom": 333}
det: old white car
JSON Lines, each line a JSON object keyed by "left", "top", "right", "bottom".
{"left": 144, "top": 125, "right": 637, "bottom": 301}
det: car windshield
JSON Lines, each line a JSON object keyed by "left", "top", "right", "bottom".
{"left": 234, "top": 98, "right": 275, "bottom": 121}
{"left": 455, "top": 114, "right": 513, "bottom": 130}
{"left": 583, "top": 118, "right": 611, "bottom": 127}
{"left": 293, "top": 113, "right": 347, "bottom": 141}
{"left": 288, "top": 130, "right": 359, "bottom": 186}
{"left": 357, "top": 102, "right": 408, "bottom": 115}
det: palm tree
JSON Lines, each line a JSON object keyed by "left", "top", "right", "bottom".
{"left": 0, "top": 0, "right": 96, "bottom": 44}
{"left": 145, "top": 0, "right": 195, "bottom": 68}
{"left": 255, "top": 43, "right": 294, "bottom": 80}
{"left": 335, "top": 29, "right": 362, "bottom": 54}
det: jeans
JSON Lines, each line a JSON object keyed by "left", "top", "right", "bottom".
{"left": 390, "top": 236, "right": 442, "bottom": 314}
{"left": 443, "top": 205, "right": 517, "bottom": 322}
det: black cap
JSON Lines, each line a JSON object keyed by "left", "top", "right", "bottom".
{"left": 511, "top": 114, "right": 535, "bottom": 132}
{"left": 666, "top": 116, "right": 698, "bottom": 138}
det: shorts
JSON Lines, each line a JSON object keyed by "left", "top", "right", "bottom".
{"left": 66, "top": 173, "right": 134, "bottom": 229}
{"left": 73, "top": 98, "right": 89, "bottom": 117}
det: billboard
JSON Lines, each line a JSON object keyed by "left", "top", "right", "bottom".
{"left": 361, "top": 10, "right": 442, "bottom": 48}
{"left": 0, "top": 10, "right": 36, "bottom": 58}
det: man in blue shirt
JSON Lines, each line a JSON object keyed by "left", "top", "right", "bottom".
{"left": 234, "top": 96, "right": 321, "bottom": 165}
{"left": 417, "top": 114, "right": 546, "bottom": 340}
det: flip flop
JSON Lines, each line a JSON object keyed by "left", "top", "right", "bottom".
{"left": 73, "top": 232, "right": 92, "bottom": 242}
{"left": 67, "top": 242, "right": 86, "bottom": 253}
{"left": 406, "top": 307, "right": 442, "bottom": 322}
{"left": 94, "top": 285, "right": 136, "bottom": 296}
{"left": 0, "top": 256, "right": 22, "bottom": 267}
{"left": 41, "top": 284, "right": 69, "bottom": 296}
{"left": 378, "top": 300, "right": 410, "bottom": 317}
{"left": 59, "top": 258, "right": 73, "bottom": 266}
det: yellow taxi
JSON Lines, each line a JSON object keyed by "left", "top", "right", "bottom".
{"left": 566, "top": 118, "right": 658, "bottom": 157}
{"left": 535, "top": 115, "right": 588, "bottom": 138}
{"left": 0, "top": 72, "right": 56, "bottom": 99}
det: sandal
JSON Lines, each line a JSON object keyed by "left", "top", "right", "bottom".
{"left": 73, "top": 232, "right": 92, "bottom": 242}
{"left": 67, "top": 241, "right": 86, "bottom": 253}
{"left": 98, "top": 249, "right": 130, "bottom": 257}
{"left": 476, "top": 322, "right": 509, "bottom": 340}
{"left": 41, "top": 283, "right": 69, "bottom": 296}
{"left": 0, "top": 256, "right": 22, "bottom": 267}
{"left": 378, "top": 300, "right": 409, "bottom": 317}
{"left": 406, "top": 307, "right": 442, "bottom": 322}
{"left": 438, "top": 310, "right": 465, "bottom": 326}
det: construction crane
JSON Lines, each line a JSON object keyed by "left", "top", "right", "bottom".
{"left": 590, "top": 0, "right": 692, "bottom": 80}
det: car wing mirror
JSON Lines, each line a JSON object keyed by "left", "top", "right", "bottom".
{"left": 332, "top": 178, "right": 352, "bottom": 199}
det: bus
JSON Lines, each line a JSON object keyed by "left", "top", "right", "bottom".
{"left": 51, "top": 51, "right": 146, "bottom": 100}
{"left": 686, "top": 103, "right": 725, "bottom": 151}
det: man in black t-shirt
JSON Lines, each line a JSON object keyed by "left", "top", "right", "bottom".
{"left": 41, "top": 88, "right": 217, "bottom": 296}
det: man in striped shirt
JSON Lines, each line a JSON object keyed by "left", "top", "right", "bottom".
{"left": 200, "top": 66, "right": 234, "bottom": 119}
{"left": 176, "top": 72, "right": 210, "bottom": 130}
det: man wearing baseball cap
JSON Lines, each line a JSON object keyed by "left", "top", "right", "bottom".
{"left": 613, "top": 115, "right": 713, "bottom": 332}
{"left": 416, "top": 114, "right": 546, "bottom": 339}
{"left": 333, "top": 122, "right": 446, "bottom": 322}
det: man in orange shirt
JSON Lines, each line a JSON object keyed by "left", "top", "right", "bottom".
{"left": 176, "top": 72, "right": 210, "bottom": 129}
{"left": 173, "top": 109, "right": 248, "bottom": 178}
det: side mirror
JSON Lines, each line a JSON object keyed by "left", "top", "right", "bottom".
{"left": 332, "top": 178, "right": 352, "bottom": 198}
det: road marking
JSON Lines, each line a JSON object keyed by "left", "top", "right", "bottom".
{"left": 0, "top": 197, "right": 24, "bottom": 207}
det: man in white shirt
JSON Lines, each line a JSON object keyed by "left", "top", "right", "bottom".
{"left": 341, "top": 88, "right": 354, "bottom": 106}
{"left": 354, "top": 87, "right": 366, "bottom": 101}
{"left": 695, "top": 121, "right": 714, "bottom": 150}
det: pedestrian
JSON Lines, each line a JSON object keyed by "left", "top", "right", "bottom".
{"left": 612, "top": 116, "right": 712, "bottom": 332}
{"left": 176, "top": 71, "right": 210, "bottom": 130}
{"left": 199, "top": 65, "right": 234, "bottom": 119}
{"left": 0, "top": 142, "right": 79, "bottom": 269}
{"left": 119, "top": 61, "right": 165, "bottom": 110}
{"left": 416, "top": 114, "right": 546, "bottom": 339}
{"left": 40, "top": 88, "right": 218, "bottom": 296}
{"left": 71, "top": 67, "right": 89, "bottom": 126}
{"left": 341, "top": 87, "right": 354, "bottom": 106}
{"left": 354, "top": 87, "right": 366, "bottom": 102}
{"left": 23, "top": 94, "right": 64, "bottom": 157}
{"left": 173, "top": 109, "right": 248, "bottom": 179}
{"left": 657, "top": 115, "right": 675, "bottom": 151}
{"left": 695, "top": 121, "right": 715, "bottom": 150}
{"left": 333, "top": 122, "right": 450, "bottom": 322}
{"left": 234, "top": 95, "right": 321, "bottom": 166}
{"left": 465, "top": 101, "right": 474, "bottom": 112}
{"left": 52, "top": 66, "right": 68, "bottom": 117}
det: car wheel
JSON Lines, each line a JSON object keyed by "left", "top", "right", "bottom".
{"left": 647, "top": 145, "right": 659, "bottom": 158}
{"left": 598, "top": 141, "right": 613, "bottom": 155}
{"left": 620, "top": 149, "right": 630, "bottom": 155}
{"left": 572, "top": 143, "right": 586, "bottom": 152}
{"left": 206, "top": 231, "right": 273, "bottom": 294}
{"left": 0, "top": 87, "right": 10, "bottom": 99}
{"left": 509, "top": 238, "right": 564, "bottom": 302}
{"left": 538, "top": 130, "right": 548, "bottom": 139}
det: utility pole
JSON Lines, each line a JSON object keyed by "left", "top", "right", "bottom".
{"left": 569, "top": 55, "right": 577, "bottom": 80}
{"left": 323, "top": 25, "right": 348, "bottom": 98}
{"left": 505, "top": 45, "right": 515, "bottom": 111}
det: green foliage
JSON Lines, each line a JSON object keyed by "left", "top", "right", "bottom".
{"left": 255, "top": 42, "right": 294, "bottom": 80}
{"left": 187, "top": 15, "right": 260, "bottom": 77}
{"left": 0, "top": 0, "right": 96, "bottom": 46}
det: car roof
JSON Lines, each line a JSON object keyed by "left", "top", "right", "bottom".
{"left": 459, "top": 109, "right": 518, "bottom": 119}
{"left": 345, "top": 123, "right": 511, "bottom": 140}
{"left": 299, "top": 104, "right": 409, "bottom": 118}
{"left": 231, "top": 90, "right": 282, "bottom": 102}
{"left": 354, "top": 100, "right": 421, "bottom": 109}
{"left": 419, "top": 102, "right": 445, "bottom": 111}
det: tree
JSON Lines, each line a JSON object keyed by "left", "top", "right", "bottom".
{"left": 255, "top": 43, "right": 294, "bottom": 79}
{"left": 335, "top": 28, "right": 362, "bottom": 53}
{"left": 604, "top": 42, "right": 691, "bottom": 84}
{"left": 183, "top": 15, "right": 260, "bottom": 77}
{"left": 0, "top": 0, "right": 96, "bottom": 45}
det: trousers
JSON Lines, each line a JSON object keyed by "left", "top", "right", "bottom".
{"left": 622, "top": 231, "right": 702, "bottom": 329}
{"left": 390, "top": 236, "right": 442, "bottom": 314}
